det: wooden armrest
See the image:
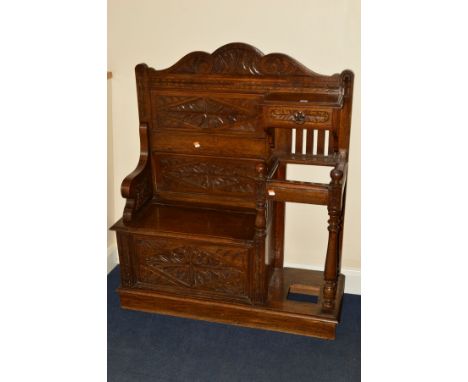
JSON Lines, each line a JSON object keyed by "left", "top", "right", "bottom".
{"left": 121, "top": 123, "right": 152, "bottom": 222}
{"left": 264, "top": 150, "right": 348, "bottom": 206}
{"left": 271, "top": 152, "right": 340, "bottom": 167}
{"left": 266, "top": 156, "right": 329, "bottom": 205}
{"left": 266, "top": 179, "right": 329, "bottom": 205}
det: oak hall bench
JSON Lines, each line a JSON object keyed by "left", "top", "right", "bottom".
{"left": 111, "top": 43, "right": 354, "bottom": 339}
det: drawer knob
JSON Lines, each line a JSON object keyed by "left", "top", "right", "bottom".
{"left": 293, "top": 111, "right": 306, "bottom": 124}
{"left": 268, "top": 189, "right": 276, "bottom": 196}
{"left": 193, "top": 141, "right": 201, "bottom": 148}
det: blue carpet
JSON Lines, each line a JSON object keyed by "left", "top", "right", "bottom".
{"left": 108, "top": 266, "right": 360, "bottom": 381}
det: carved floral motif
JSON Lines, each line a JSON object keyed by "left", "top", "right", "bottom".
{"left": 134, "top": 177, "right": 152, "bottom": 210}
{"left": 156, "top": 96, "right": 258, "bottom": 131}
{"left": 159, "top": 157, "right": 256, "bottom": 194}
{"left": 136, "top": 239, "right": 246, "bottom": 295}
{"left": 270, "top": 109, "right": 330, "bottom": 124}
{"left": 160, "top": 43, "right": 318, "bottom": 76}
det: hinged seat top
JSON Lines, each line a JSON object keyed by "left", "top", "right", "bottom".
{"left": 112, "top": 202, "right": 256, "bottom": 244}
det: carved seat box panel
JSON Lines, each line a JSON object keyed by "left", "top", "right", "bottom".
{"left": 151, "top": 92, "right": 264, "bottom": 137}
{"left": 151, "top": 131, "right": 267, "bottom": 159}
{"left": 133, "top": 235, "right": 251, "bottom": 302}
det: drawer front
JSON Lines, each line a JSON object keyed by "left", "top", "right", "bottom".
{"left": 134, "top": 236, "right": 250, "bottom": 299}
{"left": 263, "top": 105, "right": 333, "bottom": 128}
{"left": 153, "top": 154, "right": 259, "bottom": 199}
{"left": 151, "top": 131, "right": 267, "bottom": 159}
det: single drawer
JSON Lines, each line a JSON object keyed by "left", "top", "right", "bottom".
{"left": 133, "top": 235, "right": 250, "bottom": 300}
{"left": 263, "top": 105, "right": 333, "bottom": 128}
{"left": 151, "top": 131, "right": 267, "bottom": 158}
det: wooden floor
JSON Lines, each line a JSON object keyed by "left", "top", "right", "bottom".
{"left": 119, "top": 267, "right": 345, "bottom": 339}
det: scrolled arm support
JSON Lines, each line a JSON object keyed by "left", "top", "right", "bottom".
{"left": 121, "top": 123, "right": 152, "bottom": 223}
{"left": 331, "top": 149, "right": 348, "bottom": 183}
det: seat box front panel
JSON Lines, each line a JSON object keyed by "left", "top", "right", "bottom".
{"left": 133, "top": 235, "right": 251, "bottom": 301}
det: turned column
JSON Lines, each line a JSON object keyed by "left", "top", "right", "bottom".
{"left": 322, "top": 167, "right": 344, "bottom": 310}
{"left": 273, "top": 162, "right": 286, "bottom": 268}
{"left": 253, "top": 163, "right": 267, "bottom": 304}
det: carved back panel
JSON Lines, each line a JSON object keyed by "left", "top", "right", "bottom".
{"left": 134, "top": 43, "right": 353, "bottom": 208}
{"left": 152, "top": 92, "right": 264, "bottom": 136}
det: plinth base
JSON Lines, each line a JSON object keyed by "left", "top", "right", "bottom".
{"left": 118, "top": 268, "right": 345, "bottom": 340}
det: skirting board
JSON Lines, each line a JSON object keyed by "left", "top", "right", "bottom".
{"left": 107, "top": 244, "right": 119, "bottom": 274}
{"left": 284, "top": 262, "right": 361, "bottom": 295}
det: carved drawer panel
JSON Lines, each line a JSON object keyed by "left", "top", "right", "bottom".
{"left": 263, "top": 105, "right": 333, "bottom": 128}
{"left": 153, "top": 154, "right": 259, "bottom": 198}
{"left": 151, "top": 131, "right": 266, "bottom": 159}
{"left": 134, "top": 236, "right": 250, "bottom": 299}
{"left": 152, "top": 92, "right": 263, "bottom": 136}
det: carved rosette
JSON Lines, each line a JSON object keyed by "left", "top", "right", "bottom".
{"left": 135, "top": 239, "right": 247, "bottom": 296}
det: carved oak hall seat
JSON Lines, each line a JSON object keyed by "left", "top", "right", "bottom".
{"left": 111, "top": 43, "right": 354, "bottom": 340}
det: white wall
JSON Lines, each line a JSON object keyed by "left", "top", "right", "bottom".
{"left": 107, "top": 78, "right": 114, "bottom": 248}
{"left": 107, "top": 77, "right": 119, "bottom": 272}
{"left": 108, "top": 0, "right": 360, "bottom": 277}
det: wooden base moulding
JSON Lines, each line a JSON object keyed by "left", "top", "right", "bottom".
{"left": 118, "top": 269, "right": 345, "bottom": 340}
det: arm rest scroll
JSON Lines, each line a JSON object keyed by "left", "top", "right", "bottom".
{"left": 328, "top": 149, "right": 348, "bottom": 209}
{"left": 330, "top": 149, "right": 348, "bottom": 184}
{"left": 121, "top": 123, "right": 153, "bottom": 223}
